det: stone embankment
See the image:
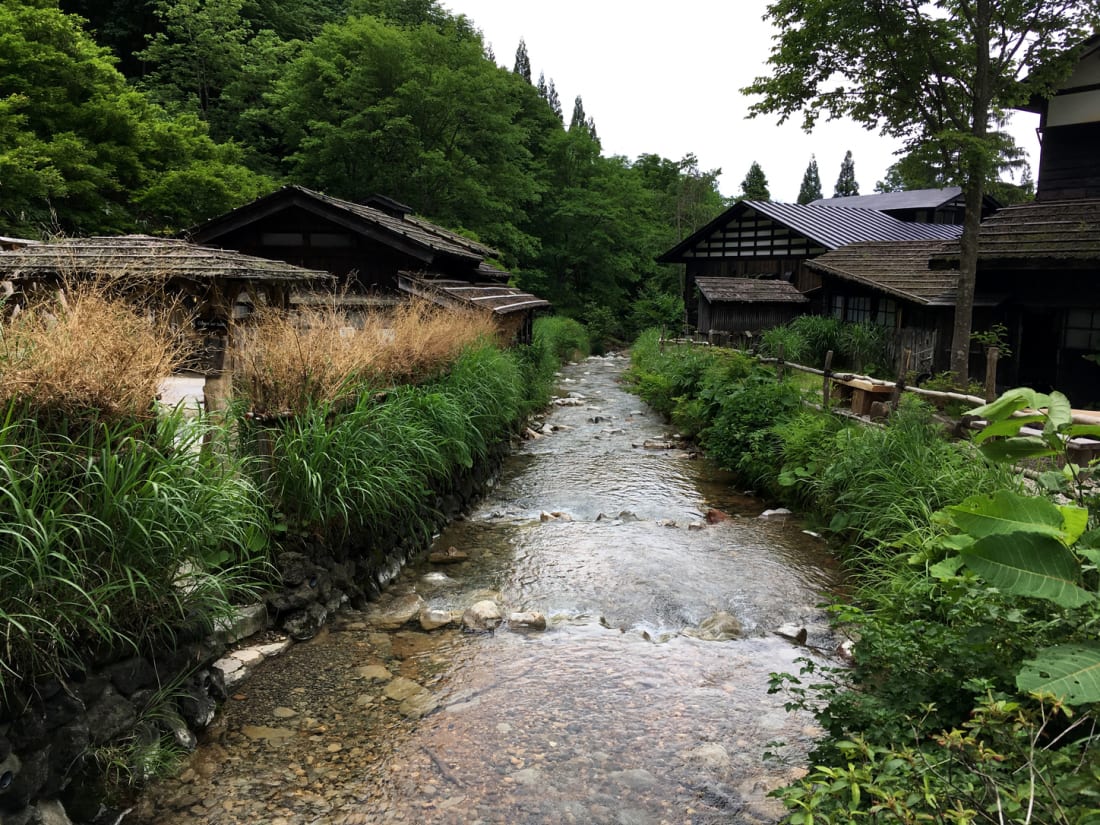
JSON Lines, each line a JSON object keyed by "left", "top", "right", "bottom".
{"left": 0, "top": 441, "right": 512, "bottom": 825}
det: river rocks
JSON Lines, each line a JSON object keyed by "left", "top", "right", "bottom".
{"left": 776, "top": 624, "right": 809, "bottom": 645}
{"left": 364, "top": 593, "right": 424, "bottom": 630}
{"left": 681, "top": 743, "right": 732, "bottom": 772}
{"left": 382, "top": 677, "right": 437, "bottom": 719}
{"left": 655, "top": 519, "right": 678, "bottom": 528}
{"left": 214, "top": 603, "right": 269, "bottom": 646}
{"left": 282, "top": 602, "right": 329, "bottom": 641}
{"left": 553, "top": 397, "right": 585, "bottom": 406}
{"left": 759, "top": 508, "right": 793, "bottom": 520}
{"left": 85, "top": 687, "right": 137, "bottom": 746}
{"left": 683, "top": 611, "right": 742, "bottom": 642}
{"left": 539, "top": 511, "right": 573, "bottom": 522}
{"left": 705, "top": 508, "right": 731, "bottom": 524}
{"left": 637, "top": 439, "right": 676, "bottom": 450}
{"left": 428, "top": 547, "right": 468, "bottom": 564}
{"left": 354, "top": 665, "right": 392, "bottom": 683}
{"left": 462, "top": 601, "right": 503, "bottom": 632}
{"left": 507, "top": 612, "right": 547, "bottom": 631}
{"left": 102, "top": 656, "right": 158, "bottom": 697}
{"left": 419, "top": 608, "right": 456, "bottom": 631}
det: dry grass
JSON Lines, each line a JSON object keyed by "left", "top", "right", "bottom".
{"left": 237, "top": 299, "right": 498, "bottom": 413}
{"left": 0, "top": 282, "right": 185, "bottom": 422}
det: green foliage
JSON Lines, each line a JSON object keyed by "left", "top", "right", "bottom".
{"left": 832, "top": 149, "right": 859, "bottom": 197}
{"left": 796, "top": 154, "right": 822, "bottom": 204}
{"left": 0, "top": 409, "right": 269, "bottom": 692}
{"left": 268, "top": 342, "right": 527, "bottom": 545}
{"left": 532, "top": 316, "right": 591, "bottom": 363}
{"left": 739, "top": 160, "right": 771, "bottom": 200}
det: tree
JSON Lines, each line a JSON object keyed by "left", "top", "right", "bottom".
{"left": 568, "top": 95, "right": 598, "bottom": 142}
{"left": 876, "top": 138, "right": 1035, "bottom": 205}
{"left": 743, "top": 0, "right": 1099, "bottom": 382}
{"left": 537, "top": 72, "right": 562, "bottom": 121}
{"left": 739, "top": 160, "right": 770, "bottom": 201}
{"left": 833, "top": 150, "right": 859, "bottom": 197}
{"left": 797, "top": 154, "right": 822, "bottom": 203}
{"left": 513, "top": 38, "right": 531, "bottom": 83}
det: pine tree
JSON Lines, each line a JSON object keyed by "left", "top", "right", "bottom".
{"left": 797, "top": 155, "right": 822, "bottom": 204}
{"left": 739, "top": 161, "right": 770, "bottom": 201}
{"left": 569, "top": 95, "right": 586, "bottom": 132}
{"left": 536, "top": 71, "right": 547, "bottom": 98}
{"left": 546, "top": 79, "right": 562, "bottom": 121}
{"left": 513, "top": 38, "right": 531, "bottom": 83}
{"left": 834, "top": 150, "right": 859, "bottom": 197}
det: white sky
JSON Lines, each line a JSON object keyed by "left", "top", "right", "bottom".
{"left": 444, "top": 0, "right": 1041, "bottom": 201}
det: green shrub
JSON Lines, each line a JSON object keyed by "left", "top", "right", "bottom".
{"left": 788, "top": 315, "right": 843, "bottom": 366}
{"left": 759, "top": 324, "right": 806, "bottom": 363}
{"left": 533, "top": 315, "right": 590, "bottom": 363}
{"left": 0, "top": 409, "right": 269, "bottom": 692}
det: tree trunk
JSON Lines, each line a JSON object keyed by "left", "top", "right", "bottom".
{"left": 948, "top": 0, "right": 993, "bottom": 386}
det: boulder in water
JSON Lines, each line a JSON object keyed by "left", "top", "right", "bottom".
{"left": 462, "top": 600, "right": 503, "bottom": 632}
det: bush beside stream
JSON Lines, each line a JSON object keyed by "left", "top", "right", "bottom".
{"left": 0, "top": 290, "right": 588, "bottom": 818}
{"left": 627, "top": 329, "right": 1100, "bottom": 823}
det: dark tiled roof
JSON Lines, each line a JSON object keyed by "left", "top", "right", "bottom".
{"left": 397, "top": 274, "right": 549, "bottom": 315}
{"left": 743, "top": 202, "right": 964, "bottom": 247}
{"left": 0, "top": 235, "right": 334, "bottom": 283}
{"left": 807, "top": 240, "right": 960, "bottom": 305}
{"left": 931, "top": 199, "right": 1100, "bottom": 266}
{"left": 659, "top": 201, "right": 963, "bottom": 262}
{"left": 191, "top": 185, "right": 499, "bottom": 262}
{"left": 811, "top": 187, "right": 964, "bottom": 210}
{"left": 695, "top": 277, "right": 809, "bottom": 304}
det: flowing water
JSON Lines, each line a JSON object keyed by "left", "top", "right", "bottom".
{"left": 133, "top": 354, "right": 842, "bottom": 825}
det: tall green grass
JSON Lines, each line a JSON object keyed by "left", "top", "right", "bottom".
{"left": 0, "top": 408, "right": 269, "bottom": 692}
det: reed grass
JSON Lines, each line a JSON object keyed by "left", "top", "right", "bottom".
{"left": 0, "top": 283, "right": 185, "bottom": 424}
{"left": 0, "top": 409, "right": 269, "bottom": 693}
{"left": 236, "top": 300, "right": 498, "bottom": 414}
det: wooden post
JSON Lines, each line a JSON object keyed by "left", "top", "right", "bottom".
{"left": 984, "top": 346, "right": 1000, "bottom": 402}
{"left": 822, "top": 350, "right": 834, "bottom": 409}
{"left": 777, "top": 343, "right": 786, "bottom": 381}
{"left": 892, "top": 348, "right": 911, "bottom": 413}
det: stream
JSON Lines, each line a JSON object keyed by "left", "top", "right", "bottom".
{"left": 133, "top": 353, "right": 842, "bottom": 825}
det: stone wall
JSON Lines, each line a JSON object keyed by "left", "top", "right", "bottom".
{"left": 0, "top": 439, "right": 510, "bottom": 825}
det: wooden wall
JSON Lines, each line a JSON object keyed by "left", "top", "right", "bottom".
{"left": 1036, "top": 122, "right": 1100, "bottom": 201}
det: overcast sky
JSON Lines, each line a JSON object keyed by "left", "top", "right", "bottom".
{"left": 443, "top": 0, "right": 1041, "bottom": 201}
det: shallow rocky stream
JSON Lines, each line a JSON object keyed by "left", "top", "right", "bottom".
{"left": 132, "top": 353, "right": 842, "bottom": 825}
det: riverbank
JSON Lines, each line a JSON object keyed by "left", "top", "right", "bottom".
{"left": 129, "top": 352, "right": 842, "bottom": 825}
{"left": 0, "top": 305, "right": 591, "bottom": 823}
{"left": 625, "top": 330, "right": 1100, "bottom": 822}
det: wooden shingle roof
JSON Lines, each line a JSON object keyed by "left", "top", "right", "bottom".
{"left": 397, "top": 274, "right": 549, "bottom": 315}
{"left": 931, "top": 199, "right": 1100, "bottom": 268}
{"left": 695, "top": 277, "right": 809, "bottom": 304}
{"left": 190, "top": 185, "right": 500, "bottom": 264}
{"left": 807, "top": 240, "right": 960, "bottom": 305}
{"left": 0, "top": 235, "right": 334, "bottom": 283}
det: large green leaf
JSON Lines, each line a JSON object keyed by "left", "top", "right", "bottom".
{"left": 978, "top": 436, "right": 1060, "bottom": 462}
{"left": 972, "top": 415, "right": 1046, "bottom": 443}
{"left": 960, "top": 532, "right": 1094, "bottom": 609}
{"left": 1017, "top": 643, "right": 1100, "bottom": 705}
{"left": 1057, "top": 505, "right": 1090, "bottom": 546}
{"left": 1044, "top": 391, "right": 1073, "bottom": 431}
{"left": 944, "top": 491, "right": 1076, "bottom": 541}
{"left": 968, "top": 388, "right": 1044, "bottom": 421}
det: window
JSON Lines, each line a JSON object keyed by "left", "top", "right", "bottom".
{"left": 845, "top": 296, "right": 871, "bottom": 324}
{"left": 1064, "top": 308, "right": 1100, "bottom": 350}
{"left": 261, "top": 232, "right": 303, "bottom": 247}
{"left": 830, "top": 294, "right": 844, "bottom": 319}
{"left": 875, "top": 299, "right": 897, "bottom": 328}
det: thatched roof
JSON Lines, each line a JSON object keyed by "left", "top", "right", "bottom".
{"left": 397, "top": 274, "right": 550, "bottom": 315}
{"left": 807, "top": 240, "right": 959, "bottom": 305}
{"left": 931, "top": 199, "right": 1100, "bottom": 268}
{"left": 0, "top": 235, "right": 334, "bottom": 284}
{"left": 695, "top": 277, "right": 809, "bottom": 304}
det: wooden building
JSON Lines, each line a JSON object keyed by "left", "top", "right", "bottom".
{"left": 189, "top": 185, "right": 548, "bottom": 343}
{"left": 810, "top": 187, "right": 999, "bottom": 224}
{"left": 397, "top": 274, "right": 550, "bottom": 344}
{"left": 190, "top": 186, "right": 501, "bottom": 291}
{"left": 0, "top": 235, "right": 334, "bottom": 406}
{"left": 658, "top": 200, "right": 962, "bottom": 329}
{"left": 807, "top": 240, "right": 960, "bottom": 375}
{"left": 1020, "top": 34, "right": 1100, "bottom": 201}
{"left": 694, "top": 277, "right": 808, "bottom": 345}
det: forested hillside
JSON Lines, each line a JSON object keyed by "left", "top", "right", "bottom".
{"left": 2, "top": 0, "right": 726, "bottom": 332}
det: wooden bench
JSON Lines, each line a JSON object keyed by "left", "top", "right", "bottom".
{"left": 833, "top": 378, "right": 895, "bottom": 416}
